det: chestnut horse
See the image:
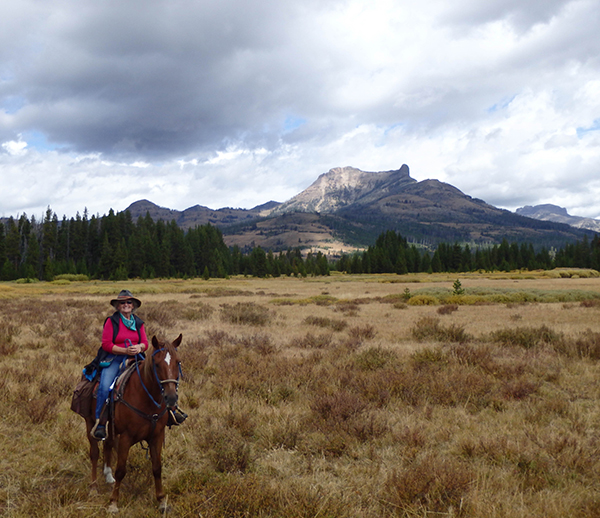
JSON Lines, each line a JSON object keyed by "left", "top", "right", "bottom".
{"left": 84, "top": 334, "right": 183, "bottom": 513}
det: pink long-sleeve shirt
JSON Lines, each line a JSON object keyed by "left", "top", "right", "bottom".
{"left": 101, "top": 316, "right": 149, "bottom": 354}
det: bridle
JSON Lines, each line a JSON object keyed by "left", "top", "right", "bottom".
{"left": 114, "top": 347, "right": 182, "bottom": 425}
{"left": 144, "top": 347, "right": 182, "bottom": 408}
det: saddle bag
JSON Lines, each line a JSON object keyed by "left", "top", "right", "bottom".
{"left": 70, "top": 373, "right": 96, "bottom": 418}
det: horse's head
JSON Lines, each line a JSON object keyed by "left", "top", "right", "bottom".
{"left": 150, "top": 334, "right": 183, "bottom": 410}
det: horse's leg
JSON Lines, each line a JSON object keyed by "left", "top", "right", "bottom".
{"left": 150, "top": 429, "right": 167, "bottom": 509}
{"left": 85, "top": 417, "right": 100, "bottom": 493}
{"left": 103, "top": 430, "right": 116, "bottom": 484}
{"left": 108, "top": 433, "right": 133, "bottom": 513}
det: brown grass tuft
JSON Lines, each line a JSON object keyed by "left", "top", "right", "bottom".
{"left": 220, "top": 302, "right": 272, "bottom": 326}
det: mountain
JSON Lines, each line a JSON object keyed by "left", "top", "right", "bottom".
{"left": 271, "top": 165, "right": 415, "bottom": 214}
{"left": 516, "top": 204, "right": 600, "bottom": 232}
{"left": 124, "top": 165, "right": 591, "bottom": 252}
{"left": 126, "top": 199, "right": 280, "bottom": 230}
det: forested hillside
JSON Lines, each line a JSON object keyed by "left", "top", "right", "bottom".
{"left": 0, "top": 208, "right": 328, "bottom": 281}
{"left": 0, "top": 208, "right": 598, "bottom": 281}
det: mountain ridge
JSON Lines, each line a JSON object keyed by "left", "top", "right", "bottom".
{"left": 122, "top": 165, "right": 592, "bottom": 252}
{"left": 516, "top": 204, "right": 600, "bottom": 232}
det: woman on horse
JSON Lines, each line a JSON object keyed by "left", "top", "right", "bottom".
{"left": 91, "top": 290, "right": 149, "bottom": 440}
{"left": 91, "top": 290, "right": 188, "bottom": 441}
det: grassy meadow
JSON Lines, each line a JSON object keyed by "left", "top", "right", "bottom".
{"left": 1, "top": 269, "right": 600, "bottom": 517}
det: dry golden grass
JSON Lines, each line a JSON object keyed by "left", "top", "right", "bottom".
{"left": 2, "top": 271, "right": 600, "bottom": 516}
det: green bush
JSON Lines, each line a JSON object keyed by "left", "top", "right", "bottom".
{"left": 53, "top": 274, "right": 90, "bottom": 282}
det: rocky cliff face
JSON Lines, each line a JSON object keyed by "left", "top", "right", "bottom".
{"left": 270, "top": 164, "right": 415, "bottom": 215}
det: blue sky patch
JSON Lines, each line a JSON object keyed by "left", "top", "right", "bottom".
{"left": 577, "top": 119, "right": 600, "bottom": 138}
{"left": 283, "top": 116, "right": 307, "bottom": 134}
{"left": 21, "top": 130, "right": 63, "bottom": 152}
{"left": 486, "top": 95, "right": 517, "bottom": 114}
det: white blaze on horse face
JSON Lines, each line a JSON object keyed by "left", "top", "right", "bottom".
{"left": 165, "top": 352, "right": 172, "bottom": 366}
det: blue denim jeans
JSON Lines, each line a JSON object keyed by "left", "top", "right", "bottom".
{"left": 95, "top": 355, "right": 127, "bottom": 419}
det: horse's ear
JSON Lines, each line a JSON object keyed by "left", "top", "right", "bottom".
{"left": 173, "top": 334, "right": 182, "bottom": 348}
{"left": 152, "top": 336, "right": 160, "bottom": 349}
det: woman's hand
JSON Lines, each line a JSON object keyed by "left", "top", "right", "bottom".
{"left": 127, "top": 344, "right": 144, "bottom": 356}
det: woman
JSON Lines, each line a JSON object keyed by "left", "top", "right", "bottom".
{"left": 91, "top": 289, "right": 148, "bottom": 440}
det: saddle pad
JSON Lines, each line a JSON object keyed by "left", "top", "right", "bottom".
{"left": 113, "top": 360, "right": 141, "bottom": 400}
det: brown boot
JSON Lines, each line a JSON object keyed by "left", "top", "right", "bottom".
{"left": 167, "top": 407, "right": 188, "bottom": 427}
{"left": 91, "top": 402, "right": 109, "bottom": 440}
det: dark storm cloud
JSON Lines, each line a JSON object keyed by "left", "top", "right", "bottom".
{"left": 1, "top": 0, "right": 343, "bottom": 158}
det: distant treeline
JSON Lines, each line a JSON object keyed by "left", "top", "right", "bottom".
{"left": 335, "top": 230, "right": 600, "bottom": 274}
{"left": 0, "top": 208, "right": 328, "bottom": 281}
{"left": 0, "top": 209, "right": 598, "bottom": 281}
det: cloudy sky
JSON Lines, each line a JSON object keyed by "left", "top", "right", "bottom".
{"left": 1, "top": 0, "right": 599, "bottom": 220}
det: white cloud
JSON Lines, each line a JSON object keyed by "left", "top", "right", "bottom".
{"left": 0, "top": 0, "right": 599, "bottom": 221}
{"left": 2, "top": 137, "right": 27, "bottom": 156}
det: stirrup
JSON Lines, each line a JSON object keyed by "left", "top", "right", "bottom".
{"left": 167, "top": 409, "right": 187, "bottom": 427}
{"left": 174, "top": 409, "right": 188, "bottom": 424}
{"left": 91, "top": 420, "right": 107, "bottom": 441}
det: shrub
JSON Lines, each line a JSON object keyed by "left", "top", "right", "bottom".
{"left": 556, "top": 330, "right": 600, "bottom": 359}
{"left": 383, "top": 454, "right": 474, "bottom": 514}
{"left": 0, "top": 319, "right": 20, "bottom": 354}
{"left": 334, "top": 301, "right": 360, "bottom": 314}
{"left": 310, "top": 295, "right": 338, "bottom": 306}
{"left": 448, "top": 343, "right": 495, "bottom": 372}
{"left": 311, "top": 391, "right": 368, "bottom": 423}
{"left": 437, "top": 304, "right": 458, "bottom": 315}
{"left": 53, "top": 274, "right": 90, "bottom": 282}
{"left": 490, "top": 325, "right": 563, "bottom": 349}
{"left": 581, "top": 299, "right": 600, "bottom": 308}
{"left": 411, "top": 347, "right": 447, "bottom": 369}
{"left": 182, "top": 302, "right": 214, "bottom": 321}
{"left": 140, "top": 302, "right": 177, "bottom": 328}
{"left": 412, "top": 317, "right": 442, "bottom": 341}
{"left": 296, "top": 332, "right": 334, "bottom": 349}
{"left": 348, "top": 324, "right": 376, "bottom": 340}
{"left": 303, "top": 315, "right": 348, "bottom": 331}
{"left": 220, "top": 303, "right": 272, "bottom": 326}
{"left": 412, "top": 317, "right": 470, "bottom": 343}
{"left": 237, "top": 333, "right": 277, "bottom": 355}
{"left": 502, "top": 378, "right": 540, "bottom": 400}
{"left": 354, "top": 347, "right": 397, "bottom": 371}
{"left": 408, "top": 294, "right": 439, "bottom": 306}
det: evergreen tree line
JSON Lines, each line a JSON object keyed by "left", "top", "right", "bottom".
{"left": 334, "top": 230, "right": 600, "bottom": 274}
{"left": 0, "top": 210, "right": 598, "bottom": 282}
{"left": 0, "top": 208, "right": 330, "bottom": 281}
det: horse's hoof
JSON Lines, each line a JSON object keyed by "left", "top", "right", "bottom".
{"left": 88, "top": 485, "right": 98, "bottom": 497}
{"left": 107, "top": 502, "right": 119, "bottom": 514}
{"left": 158, "top": 500, "right": 172, "bottom": 513}
{"left": 103, "top": 466, "right": 116, "bottom": 484}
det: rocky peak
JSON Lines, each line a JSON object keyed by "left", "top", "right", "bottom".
{"left": 270, "top": 164, "right": 414, "bottom": 215}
